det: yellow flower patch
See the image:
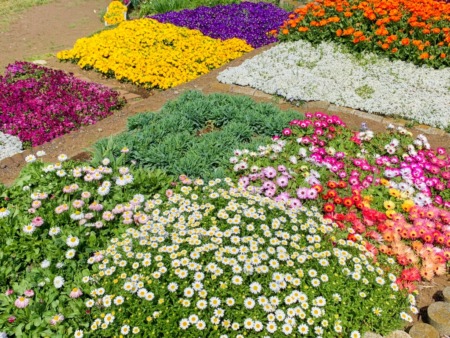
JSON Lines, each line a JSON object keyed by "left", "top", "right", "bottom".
{"left": 57, "top": 19, "right": 253, "bottom": 89}
{"left": 104, "top": 1, "right": 127, "bottom": 26}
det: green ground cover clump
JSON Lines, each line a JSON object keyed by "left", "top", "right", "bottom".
{"left": 92, "top": 91, "right": 302, "bottom": 180}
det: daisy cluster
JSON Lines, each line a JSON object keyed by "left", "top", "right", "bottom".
{"left": 82, "top": 181, "right": 413, "bottom": 337}
{"left": 0, "top": 151, "right": 171, "bottom": 337}
{"left": 217, "top": 40, "right": 450, "bottom": 128}
{"left": 228, "top": 112, "right": 450, "bottom": 284}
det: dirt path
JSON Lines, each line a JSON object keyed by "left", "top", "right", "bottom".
{"left": 0, "top": 0, "right": 109, "bottom": 72}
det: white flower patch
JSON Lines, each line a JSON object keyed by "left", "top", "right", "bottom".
{"left": 0, "top": 131, "right": 23, "bottom": 161}
{"left": 218, "top": 40, "right": 450, "bottom": 128}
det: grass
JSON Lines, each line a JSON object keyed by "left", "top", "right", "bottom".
{"left": 23, "top": 53, "right": 54, "bottom": 62}
{"left": 0, "top": 0, "right": 53, "bottom": 31}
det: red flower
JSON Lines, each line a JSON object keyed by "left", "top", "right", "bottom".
{"left": 334, "top": 197, "right": 343, "bottom": 205}
{"left": 312, "top": 184, "right": 323, "bottom": 193}
{"left": 352, "top": 194, "right": 362, "bottom": 203}
{"left": 338, "top": 180, "right": 347, "bottom": 188}
{"left": 343, "top": 197, "right": 353, "bottom": 208}
{"left": 327, "top": 190, "right": 337, "bottom": 198}
{"left": 397, "top": 255, "right": 409, "bottom": 266}
{"left": 327, "top": 181, "right": 337, "bottom": 189}
{"left": 336, "top": 213, "right": 345, "bottom": 221}
{"left": 346, "top": 213, "right": 357, "bottom": 222}
{"left": 323, "top": 203, "right": 335, "bottom": 213}
{"left": 347, "top": 233, "right": 357, "bottom": 242}
{"left": 401, "top": 267, "right": 421, "bottom": 282}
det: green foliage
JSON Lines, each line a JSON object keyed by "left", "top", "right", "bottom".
{"left": 92, "top": 91, "right": 303, "bottom": 180}
{"left": 138, "top": 0, "right": 240, "bottom": 16}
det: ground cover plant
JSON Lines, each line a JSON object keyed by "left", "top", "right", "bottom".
{"left": 151, "top": 2, "right": 289, "bottom": 48}
{"left": 217, "top": 40, "right": 450, "bottom": 128}
{"left": 0, "top": 132, "right": 22, "bottom": 162}
{"left": 0, "top": 151, "right": 416, "bottom": 337}
{"left": 0, "top": 61, "right": 125, "bottom": 149}
{"left": 275, "top": 0, "right": 450, "bottom": 68}
{"left": 92, "top": 91, "right": 302, "bottom": 179}
{"left": 0, "top": 153, "right": 173, "bottom": 337}
{"left": 57, "top": 19, "right": 252, "bottom": 89}
{"left": 226, "top": 112, "right": 450, "bottom": 287}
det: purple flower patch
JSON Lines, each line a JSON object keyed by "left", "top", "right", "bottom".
{"left": 0, "top": 62, "right": 125, "bottom": 147}
{"left": 150, "top": 2, "right": 289, "bottom": 48}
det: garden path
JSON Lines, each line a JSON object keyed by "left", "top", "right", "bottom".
{"left": 0, "top": 4, "right": 448, "bottom": 330}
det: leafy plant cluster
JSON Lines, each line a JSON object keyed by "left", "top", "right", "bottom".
{"left": 92, "top": 91, "right": 302, "bottom": 180}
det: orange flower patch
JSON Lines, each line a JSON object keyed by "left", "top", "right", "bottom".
{"left": 278, "top": 0, "right": 450, "bottom": 68}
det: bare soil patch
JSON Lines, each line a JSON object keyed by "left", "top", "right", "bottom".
{"left": 0, "top": 0, "right": 109, "bottom": 72}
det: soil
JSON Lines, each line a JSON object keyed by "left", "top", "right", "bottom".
{"left": 0, "top": 0, "right": 449, "bottom": 334}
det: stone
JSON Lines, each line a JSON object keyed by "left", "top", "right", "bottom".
{"left": 32, "top": 59, "right": 47, "bottom": 65}
{"left": 443, "top": 286, "right": 450, "bottom": 303}
{"left": 385, "top": 330, "right": 412, "bottom": 338}
{"left": 409, "top": 323, "right": 439, "bottom": 338}
{"left": 362, "top": 332, "right": 383, "bottom": 338}
{"left": 428, "top": 301, "right": 450, "bottom": 335}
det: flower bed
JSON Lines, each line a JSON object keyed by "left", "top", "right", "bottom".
{"left": 103, "top": 1, "right": 127, "bottom": 26}
{"left": 57, "top": 19, "right": 252, "bottom": 89}
{"left": 275, "top": 0, "right": 450, "bottom": 68}
{"left": 0, "top": 153, "right": 414, "bottom": 337}
{"left": 217, "top": 40, "right": 450, "bottom": 128}
{"left": 1, "top": 94, "right": 449, "bottom": 337}
{"left": 92, "top": 91, "right": 301, "bottom": 179}
{"left": 0, "top": 62, "right": 125, "bottom": 148}
{"left": 227, "top": 112, "right": 450, "bottom": 286}
{"left": 151, "top": 2, "right": 289, "bottom": 48}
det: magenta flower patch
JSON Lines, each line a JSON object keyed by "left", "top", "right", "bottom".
{"left": 0, "top": 62, "right": 125, "bottom": 147}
